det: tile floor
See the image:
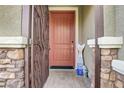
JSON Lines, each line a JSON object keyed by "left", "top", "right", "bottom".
{"left": 43, "top": 69, "right": 91, "bottom": 88}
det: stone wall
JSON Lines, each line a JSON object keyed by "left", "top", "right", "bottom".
{"left": 90, "top": 48, "right": 95, "bottom": 88}
{"left": 91, "top": 48, "right": 124, "bottom": 88}
{"left": 0, "top": 49, "right": 24, "bottom": 88}
{"left": 114, "top": 71, "right": 124, "bottom": 88}
{"left": 100, "top": 48, "right": 118, "bottom": 88}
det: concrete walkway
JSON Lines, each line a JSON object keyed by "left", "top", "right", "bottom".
{"left": 44, "top": 70, "right": 91, "bottom": 88}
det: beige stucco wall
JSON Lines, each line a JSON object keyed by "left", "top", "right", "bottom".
{"left": 0, "top": 6, "right": 22, "bottom": 36}
{"left": 104, "top": 6, "right": 116, "bottom": 36}
{"left": 115, "top": 6, "right": 124, "bottom": 60}
{"left": 104, "top": 5, "right": 124, "bottom": 61}
{"left": 78, "top": 6, "right": 95, "bottom": 79}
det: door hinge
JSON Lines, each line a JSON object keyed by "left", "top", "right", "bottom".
{"left": 27, "top": 38, "right": 32, "bottom": 47}
{"left": 29, "top": 38, "right": 32, "bottom": 45}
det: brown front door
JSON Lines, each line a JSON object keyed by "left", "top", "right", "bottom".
{"left": 30, "top": 5, "right": 49, "bottom": 88}
{"left": 49, "top": 11, "right": 75, "bottom": 67}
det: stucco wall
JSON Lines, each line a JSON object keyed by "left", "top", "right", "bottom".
{"left": 103, "top": 5, "right": 124, "bottom": 62}
{"left": 0, "top": 6, "right": 22, "bottom": 36}
{"left": 115, "top": 6, "right": 124, "bottom": 60}
{"left": 78, "top": 6, "right": 95, "bottom": 79}
{"left": 104, "top": 6, "right": 116, "bottom": 36}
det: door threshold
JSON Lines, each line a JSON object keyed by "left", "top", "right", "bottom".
{"left": 49, "top": 69, "right": 74, "bottom": 71}
{"left": 50, "top": 66, "right": 74, "bottom": 69}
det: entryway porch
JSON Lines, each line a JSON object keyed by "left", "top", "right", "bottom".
{"left": 1, "top": 5, "right": 120, "bottom": 88}
{"left": 44, "top": 70, "right": 90, "bottom": 88}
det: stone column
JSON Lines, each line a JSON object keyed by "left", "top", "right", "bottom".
{"left": 91, "top": 48, "right": 95, "bottom": 88}
{"left": 0, "top": 37, "right": 27, "bottom": 88}
{"left": 98, "top": 36, "right": 123, "bottom": 88}
{"left": 0, "top": 49, "right": 25, "bottom": 88}
{"left": 87, "top": 36, "right": 123, "bottom": 88}
{"left": 100, "top": 48, "right": 118, "bottom": 88}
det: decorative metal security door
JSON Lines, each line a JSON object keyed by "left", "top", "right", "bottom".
{"left": 30, "top": 5, "right": 49, "bottom": 88}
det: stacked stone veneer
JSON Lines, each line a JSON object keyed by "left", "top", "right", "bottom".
{"left": 90, "top": 48, "right": 95, "bottom": 88}
{"left": 100, "top": 48, "right": 118, "bottom": 88}
{"left": 0, "top": 49, "right": 24, "bottom": 88}
{"left": 114, "top": 71, "right": 124, "bottom": 88}
{"left": 89, "top": 48, "right": 124, "bottom": 88}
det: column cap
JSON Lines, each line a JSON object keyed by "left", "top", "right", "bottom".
{"left": 87, "top": 36, "right": 123, "bottom": 48}
{"left": 98, "top": 36, "right": 123, "bottom": 48}
{"left": 0, "top": 36, "right": 28, "bottom": 48}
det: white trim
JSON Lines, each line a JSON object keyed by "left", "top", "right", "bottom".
{"left": 112, "top": 60, "right": 124, "bottom": 75}
{"left": 49, "top": 7, "right": 78, "bottom": 68}
{"left": 87, "top": 36, "right": 123, "bottom": 48}
{"left": 0, "top": 36, "right": 28, "bottom": 48}
{"left": 98, "top": 36, "right": 123, "bottom": 48}
{"left": 87, "top": 39, "right": 95, "bottom": 48}
{"left": 0, "top": 45, "right": 27, "bottom": 48}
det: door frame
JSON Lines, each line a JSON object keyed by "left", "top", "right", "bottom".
{"left": 49, "top": 7, "right": 78, "bottom": 68}
{"left": 22, "top": 5, "right": 31, "bottom": 88}
{"left": 94, "top": 5, "right": 104, "bottom": 88}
